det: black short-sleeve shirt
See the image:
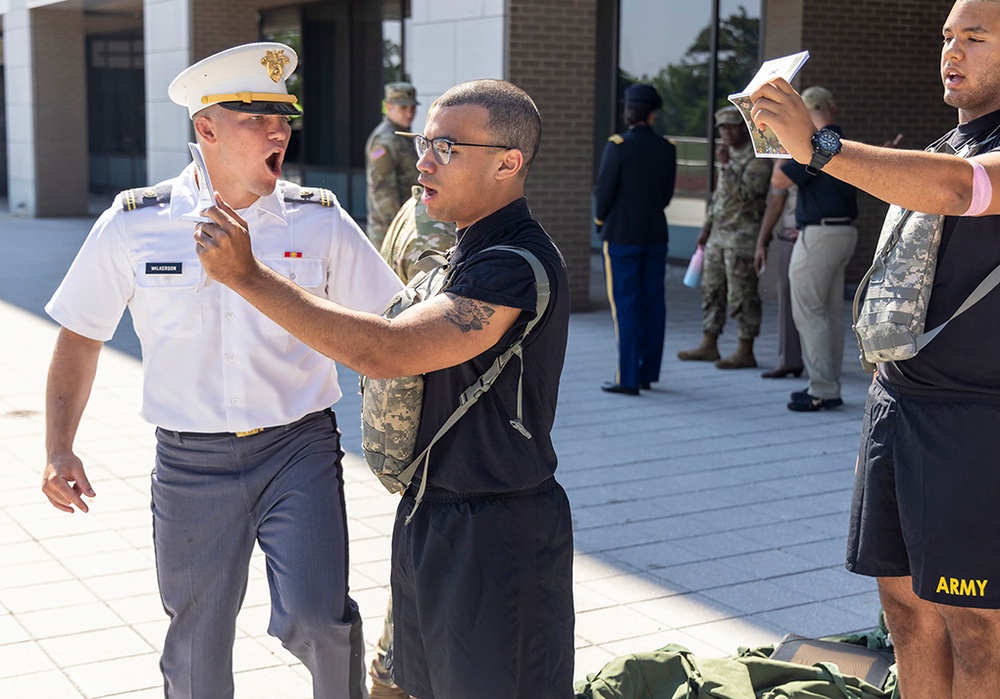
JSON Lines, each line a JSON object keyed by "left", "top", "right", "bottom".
{"left": 881, "top": 108, "right": 1000, "bottom": 395}
{"left": 414, "top": 198, "right": 571, "bottom": 494}
{"left": 781, "top": 125, "right": 858, "bottom": 227}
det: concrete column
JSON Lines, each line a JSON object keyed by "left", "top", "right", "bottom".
{"left": 406, "top": 0, "right": 506, "bottom": 129}
{"left": 144, "top": 0, "right": 193, "bottom": 183}
{"left": 3, "top": 1, "right": 35, "bottom": 216}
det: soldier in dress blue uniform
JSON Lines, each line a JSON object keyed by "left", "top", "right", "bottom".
{"left": 593, "top": 83, "right": 678, "bottom": 394}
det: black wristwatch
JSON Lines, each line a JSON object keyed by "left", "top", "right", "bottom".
{"left": 806, "top": 128, "right": 842, "bottom": 175}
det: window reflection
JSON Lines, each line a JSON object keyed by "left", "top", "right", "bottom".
{"left": 618, "top": 0, "right": 761, "bottom": 197}
{"left": 382, "top": 0, "right": 408, "bottom": 84}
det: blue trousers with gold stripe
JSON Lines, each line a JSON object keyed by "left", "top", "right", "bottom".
{"left": 603, "top": 241, "right": 667, "bottom": 389}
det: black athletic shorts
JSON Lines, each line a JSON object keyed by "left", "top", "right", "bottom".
{"left": 847, "top": 378, "right": 1000, "bottom": 608}
{"left": 388, "top": 479, "right": 575, "bottom": 699}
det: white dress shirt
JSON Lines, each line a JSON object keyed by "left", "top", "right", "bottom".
{"left": 47, "top": 165, "right": 403, "bottom": 432}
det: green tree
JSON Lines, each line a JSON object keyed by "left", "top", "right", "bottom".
{"left": 383, "top": 39, "right": 410, "bottom": 85}
{"left": 619, "top": 7, "right": 760, "bottom": 139}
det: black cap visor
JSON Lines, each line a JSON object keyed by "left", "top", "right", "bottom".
{"left": 219, "top": 100, "right": 302, "bottom": 116}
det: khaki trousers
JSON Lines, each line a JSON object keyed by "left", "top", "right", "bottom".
{"left": 789, "top": 223, "right": 857, "bottom": 400}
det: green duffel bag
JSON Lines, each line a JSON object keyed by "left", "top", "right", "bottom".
{"left": 575, "top": 639, "right": 899, "bottom": 699}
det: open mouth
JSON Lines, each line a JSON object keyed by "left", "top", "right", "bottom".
{"left": 944, "top": 68, "right": 965, "bottom": 87}
{"left": 266, "top": 151, "right": 283, "bottom": 177}
{"left": 419, "top": 179, "right": 438, "bottom": 201}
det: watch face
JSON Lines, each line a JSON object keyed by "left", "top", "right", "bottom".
{"left": 815, "top": 129, "right": 841, "bottom": 154}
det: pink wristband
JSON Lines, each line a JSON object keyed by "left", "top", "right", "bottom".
{"left": 963, "top": 160, "right": 993, "bottom": 217}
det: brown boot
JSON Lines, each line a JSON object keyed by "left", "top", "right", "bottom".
{"left": 370, "top": 679, "right": 409, "bottom": 699}
{"left": 677, "top": 332, "right": 721, "bottom": 361}
{"left": 715, "top": 338, "right": 757, "bottom": 369}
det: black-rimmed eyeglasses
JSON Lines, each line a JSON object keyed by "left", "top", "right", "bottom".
{"left": 396, "top": 131, "right": 512, "bottom": 165}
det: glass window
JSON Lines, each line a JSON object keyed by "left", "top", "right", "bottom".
{"left": 617, "top": 0, "right": 761, "bottom": 197}
{"left": 87, "top": 33, "right": 146, "bottom": 194}
{"left": 260, "top": 1, "right": 410, "bottom": 219}
{"left": 382, "top": 0, "right": 408, "bottom": 84}
{"left": 260, "top": 7, "right": 303, "bottom": 110}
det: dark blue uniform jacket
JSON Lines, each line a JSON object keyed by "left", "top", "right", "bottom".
{"left": 593, "top": 123, "right": 677, "bottom": 245}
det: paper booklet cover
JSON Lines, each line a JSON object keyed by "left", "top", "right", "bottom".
{"left": 182, "top": 142, "right": 216, "bottom": 222}
{"left": 727, "top": 50, "right": 809, "bottom": 158}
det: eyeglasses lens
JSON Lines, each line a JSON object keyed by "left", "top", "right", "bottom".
{"left": 413, "top": 135, "right": 452, "bottom": 165}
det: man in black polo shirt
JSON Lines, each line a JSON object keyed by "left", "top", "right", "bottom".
{"left": 751, "top": 1, "right": 1000, "bottom": 694}
{"left": 195, "top": 78, "right": 574, "bottom": 699}
{"left": 777, "top": 86, "right": 857, "bottom": 412}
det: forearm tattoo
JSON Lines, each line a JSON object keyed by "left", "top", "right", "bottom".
{"left": 444, "top": 298, "right": 496, "bottom": 333}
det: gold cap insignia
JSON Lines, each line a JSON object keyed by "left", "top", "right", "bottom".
{"left": 261, "top": 49, "right": 290, "bottom": 83}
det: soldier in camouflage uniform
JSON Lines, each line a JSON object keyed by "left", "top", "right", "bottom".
{"left": 380, "top": 185, "right": 458, "bottom": 283}
{"left": 365, "top": 82, "right": 420, "bottom": 250}
{"left": 368, "top": 598, "right": 401, "bottom": 698}
{"left": 678, "top": 106, "right": 771, "bottom": 368}
{"left": 368, "top": 186, "right": 455, "bottom": 699}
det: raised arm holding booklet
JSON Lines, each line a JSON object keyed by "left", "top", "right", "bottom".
{"left": 728, "top": 50, "right": 809, "bottom": 158}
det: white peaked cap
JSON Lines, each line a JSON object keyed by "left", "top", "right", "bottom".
{"left": 168, "top": 42, "right": 300, "bottom": 119}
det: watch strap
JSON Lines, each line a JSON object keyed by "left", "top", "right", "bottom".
{"left": 806, "top": 151, "right": 831, "bottom": 176}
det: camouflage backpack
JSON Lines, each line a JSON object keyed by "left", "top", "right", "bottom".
{"left": 852, "top": 132, "right": 1000, "bottom": 372}
{"left": 360, "top": 245, "right": 550, "bottom": 521}
{"left": 380, "top": 185, "right": 458, "bottom": 284}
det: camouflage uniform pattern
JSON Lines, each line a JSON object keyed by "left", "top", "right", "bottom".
{"left": 360, "top": 260, "right": 453, "bottom": 492}
{"left": 701, "top": 140, "right": 772, "bottom": 338}
{"left": 380, "top": 186, "right": 458, "bottom": 283}
{"left": 852, "top": 134, "right": 997, "bottom": 367}
{"left": 366, "top": 117, "right": 420, "bottom": 250}
{"left": 701, "top": 244, "right": 763, "bottom": 339}
{"left": 368, "top": 597, "right": 399, "bottom": 695}
{"left": 704, "top": 140, "right": 772, "bottom": 252}
{"left": 853, "top": 206, "right": 944, "bottom": 364}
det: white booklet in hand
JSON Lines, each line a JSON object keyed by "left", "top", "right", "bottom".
{"left": 727, "top": 50, "right": 809, "bottom": 158}
{"left": 182, "top": 142, "right": 216, "bottom": 222}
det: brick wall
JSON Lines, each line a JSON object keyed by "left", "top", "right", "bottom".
{"left": 192, "top": 0, "right": 260, "bottom": 60}
{"left": 32, "top": 6, "right": 88, "bottom": 216}
{"left": 796, "top": 0, "right": 955, "bottom": 282}
{"left": 508, "top": 0, "right": 598, "bottom": 311}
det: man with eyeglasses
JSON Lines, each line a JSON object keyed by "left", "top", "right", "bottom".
{"left": 366, "top": 82, "right": 420, "bottom": 249}
{"left": 195, "top": 78, "right": 574, "bottom": 699}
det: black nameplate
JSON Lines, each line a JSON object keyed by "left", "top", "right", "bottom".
{"left": 145, "top": 262, "right": 183, "bottom": 275}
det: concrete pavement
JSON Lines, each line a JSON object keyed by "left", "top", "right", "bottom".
{"left": 0, "top": 203, "right": 880, "bottom": 697}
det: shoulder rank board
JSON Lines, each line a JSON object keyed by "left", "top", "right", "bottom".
{"left": 121, "top": 183, "right": 172, "bottom": 211}
{"left": 281, "top": 183, "right": 338, "bottom": 207}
